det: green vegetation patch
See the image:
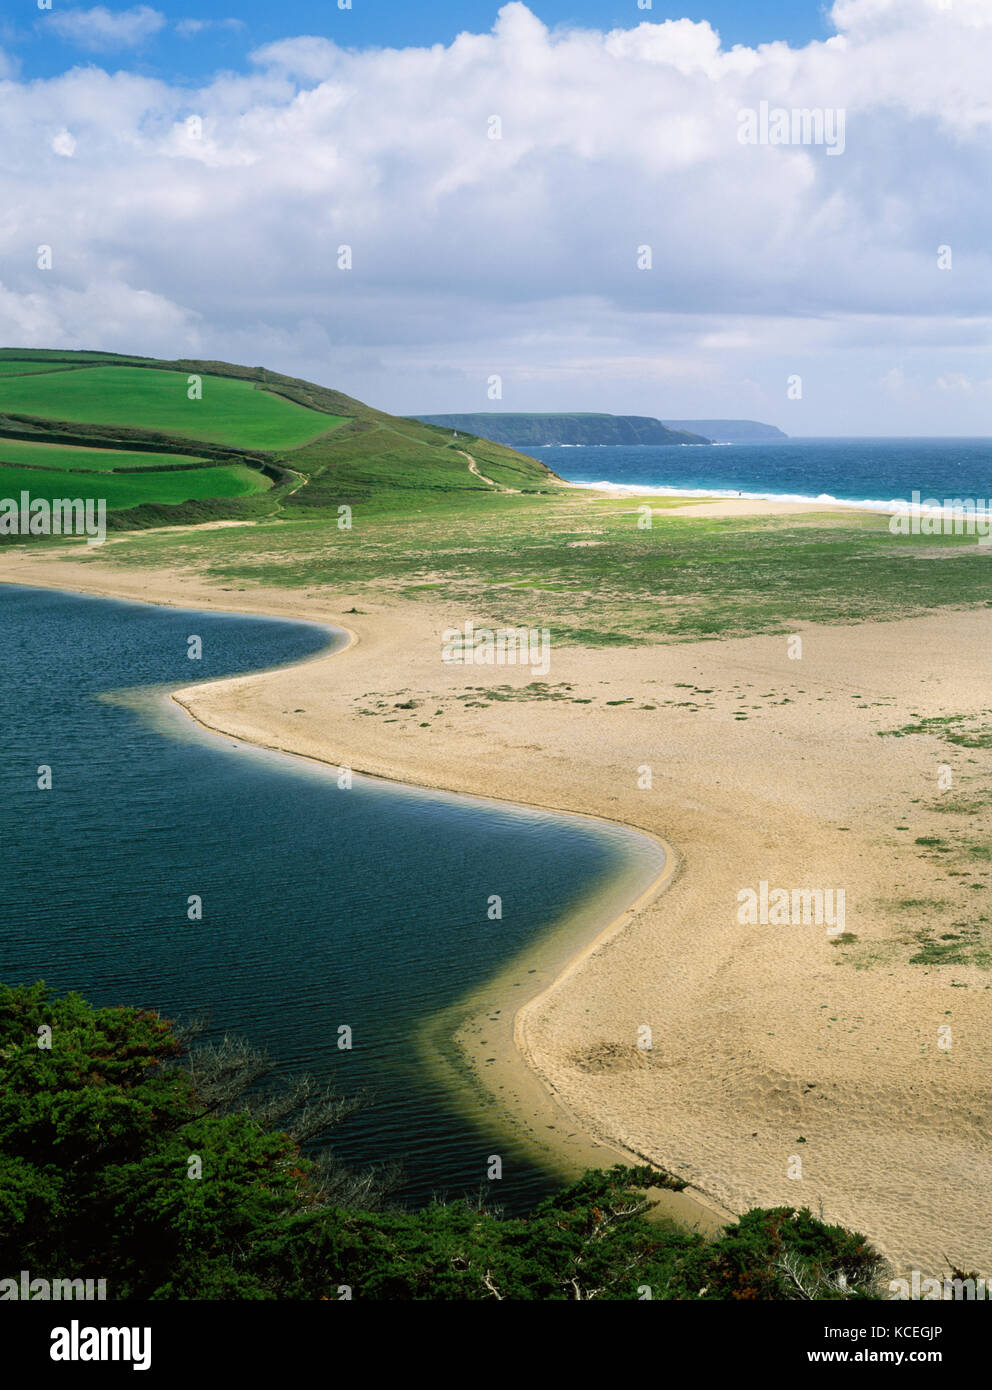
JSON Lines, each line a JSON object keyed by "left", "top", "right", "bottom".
{"left": 0, "top": 366, "right": 341, "bottom": 451}
{"left": 909, "top": 926, "right": 992, "bottom": 968}
{"left": 0, "top": 462, "right": 269, "bottom": 511}
{"left": 879, "top": 712, "right": 992, "bottom": 748}
{"left": 0, "top": 437, "right": 210, "bottom": 472}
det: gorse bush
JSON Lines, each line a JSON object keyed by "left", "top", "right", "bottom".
{"left": 0, "top": 982, "right": 886, "bottom": 1300}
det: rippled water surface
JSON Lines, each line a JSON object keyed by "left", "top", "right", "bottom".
{"left": 531, "top": 437, "right": 992, "bottom": 508}
{"left": 0, "top": 584, "right": 660, "bottom": 1209}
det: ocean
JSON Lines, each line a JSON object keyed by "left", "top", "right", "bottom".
{"left": 528, "top": 437, "right": 992, "bottom": 510}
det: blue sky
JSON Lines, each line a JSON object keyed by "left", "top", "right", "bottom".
{"left": 1, "top": 1, "right": 991, "bottom": 433}
{"left": 10, "top": 3, "right": 834, "bottom": 82}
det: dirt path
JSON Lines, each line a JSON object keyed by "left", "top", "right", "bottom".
{"left": 457, "top": 448, "right": 517, "bottom": 491}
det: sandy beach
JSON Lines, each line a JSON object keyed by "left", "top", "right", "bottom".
{"left": 3, "top": 508, "right": 991, "bottom": 1278}
{"left": 565, "top": 484, "right": 899, "bottom": 520}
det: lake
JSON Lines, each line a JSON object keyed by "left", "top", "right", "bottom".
{"left": 0, "top": 582, "right": 662, "bottom": 1211}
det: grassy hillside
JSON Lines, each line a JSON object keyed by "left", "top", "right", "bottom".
{"left": 0, "top": 365, "right": 338, "bottom": 450}
{"left": 0, "top": 350, "right": 558, "bottom": 532}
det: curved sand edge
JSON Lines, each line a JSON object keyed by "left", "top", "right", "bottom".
{"left": 0, "top": 565, "right": 731, "bottom": 1230}
{"left": 171, "top": 665, "right": 732, "bottom": 1231}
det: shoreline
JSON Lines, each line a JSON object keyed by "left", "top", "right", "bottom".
{"left": 562, "top": 480, "right": 900, "bottom": 511}
{"left": 559, "top": 482, "right": 896, "bottom": 519}
{"left": 170, "top": 620, "right": 733, "bottom": 1231}
{"left": 0, "top": 568, "right": 731, "bottom": 1232}
{"left": 562, "top": 478, "right": 992, "bottom": 530}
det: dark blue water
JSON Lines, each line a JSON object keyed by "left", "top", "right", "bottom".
{"left": 531, "top": 437, "right": 992, "bottom": 509}
{"left": 0, "top": 584, "right": 656, "bottom": 1210}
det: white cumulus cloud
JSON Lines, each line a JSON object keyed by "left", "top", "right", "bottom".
{"left": 44, "top": 5, "right": 166, "bottom": 53}
{"left": 175, "top": 18, "right": 245, "bottom": 40}
{"left": 51, "top": 130, "right": 77, "bottom": 158}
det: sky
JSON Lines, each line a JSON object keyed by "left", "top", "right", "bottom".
{"left": 6, "top": 2, "right": 835, "bottom": 79}
{"left": 1, "top": 0, "right": 991, "bottom": 434}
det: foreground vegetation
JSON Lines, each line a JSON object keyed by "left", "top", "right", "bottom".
{"left": 0, "top": 983, "right": 888, "bottom": 1300}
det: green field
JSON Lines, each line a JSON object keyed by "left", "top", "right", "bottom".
{"left": 0, "top": 462, "right": 270, "bottom": 510}
{"left": 0, "top": 367, "right": 342, "bottom": 450}
{"left": 0, "top": 438, "right": 209, "bottom": 472}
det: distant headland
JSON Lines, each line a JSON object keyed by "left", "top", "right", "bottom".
{"left": 414, "top": 412, "right": 787, "bottom": 447}
{"left": 661, "top": 419, "right": 789, "bottom": 443}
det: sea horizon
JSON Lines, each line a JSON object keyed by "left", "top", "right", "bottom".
{"left": 528, "top": 436, "right": 992, "bottom": 514}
